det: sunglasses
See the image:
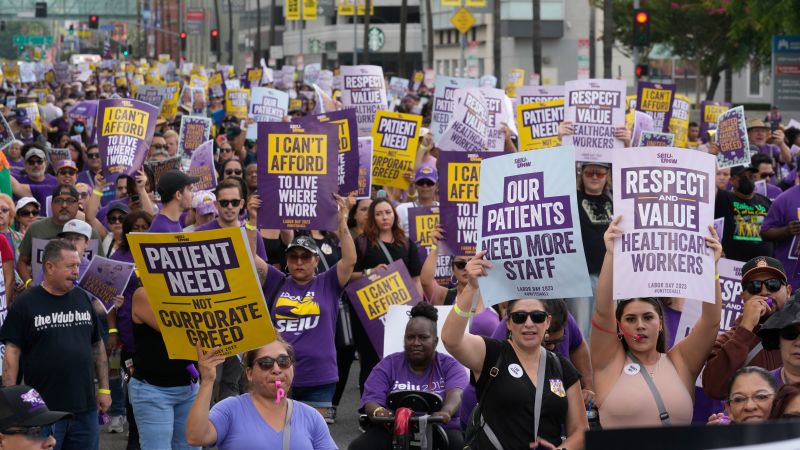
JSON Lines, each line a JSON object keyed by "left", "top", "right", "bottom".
{"left": 220, "top": 147, "right": 233, "bottom": 153}
{"left": 26, "top": 158, "right": 44, "bottom": 165}
{"left": 509, "top": 310, "right": 549, "bottom": 325}
{"left": 18, "top": 208, "right": 39, "bottom": 217}
{"left": 254, "top": 354, "right": 293, "bottom": 370}
{"left": 53, "top": 197, "right": 77, "bottom": 206}
{"left": 3, "top": 425, "right": 52, "bottom": 440}
{"left": 416, "top": 179, "right": 435, "bottom": 187}
{"left": 225, "top": 169, "right": 243, "bottom": 176}
{"left": 288, "top": 252, "right": 314, "bottom": 262}
{"left": 87, "top": 153, "right": 101, "bottom": 159}
{"left": 759, "top": 172, "right": 775, "bottom": 179}
{"left": 218, "top": 199, "right": 242, "bottom": 208}
{"left": 151, "top": 144, "right": 167, "bottom": 150}
{"left": 780, "top": 326, "right": 800, "bottom": 341}
{"left": 78, "top": 191, "right": 90, "bottom": 199}
{"left": 452, "top": 260, "right": 468, "bottom": 270}
{"left": 584, "top": 169, "right": 608, "bottom": 178}
{"left": 107, "top": 214, "right": 126, "bottom": 224}
{"left": 58, "top": 170, "right": 77, "bottom": 176}
{"left": 743, "top": 278, "right": 785, "bottom": 295}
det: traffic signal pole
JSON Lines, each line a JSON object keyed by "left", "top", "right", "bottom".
{"left": 633, "top": 0, "right": 639, "bottom": 88}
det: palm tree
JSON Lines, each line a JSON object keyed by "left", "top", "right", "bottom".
{"left": 399, "top": 0, "right": 408, "bottom": 75}
{"left": 603, "top": 0, "right": 613, "bottom": 78}
{"left": 532, "top": 0, "right": 541, "bottom": 84}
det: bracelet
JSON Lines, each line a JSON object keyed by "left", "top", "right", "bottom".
{"left": 24, "top": 279, "right": 32, "bottom": 288}
{"left": 108, "top": 328, "right": 118, "bottom": 334}
{"left": 93, "top": 189, "right": 104, "bottom": 197}
{"left": 365, "top": 268, "right": 371, "bottom": 277}
{"left": 244, "top": 222, "right": 256, "bottom": 231}
{"left": 97, "top": 388, "right": 111, "bottom": 395}
{"left": 373, "top": 406, "right": 388, "bottom": 416}
{"left": 430, "top": 244, "right": 437, "bottom": 252}
{"left": 715, "top": 272, "right": 720, "bottom": 280}
{"left": 453, "top": 304, "right": 471, "bottom": 318}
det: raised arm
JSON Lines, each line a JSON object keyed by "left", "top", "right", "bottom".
{"left": 421, "top": 227, "right": 448, "bottom": 304}
{"left": 186, "top": 345, "right": 225, "bottom": 447}
{"left": 589, "top": 216, "right": 624, "bottom": 373}
{"left": 670, "top": 225, "right": 723, "bottom": 382}
{"left": 9, "top": 177, "right": 32, "bottom": 199}
{"left": 134, "top": 169, "right": 155, "bottom": 214}
{"left": 335, "top": 194, "right": 357, "bottom": 287}
{"left": 86, "top": 173, "right": 108, "bottom": 239}
{"left": 441, "top": 251, "right": 489, "bottom": 374}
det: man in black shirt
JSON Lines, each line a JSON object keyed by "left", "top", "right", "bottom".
{"left": 0, "top": 239, "right": 108, "bottom": 450}
{"left": 715, "top": 165, "right": 773, "bottom": 261}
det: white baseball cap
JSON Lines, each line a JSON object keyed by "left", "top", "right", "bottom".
{"left": 58, "top": 219, "right": 92, "bottom": 240}
{"left": 15, "top": 197, "right": 39, "bottom": 211}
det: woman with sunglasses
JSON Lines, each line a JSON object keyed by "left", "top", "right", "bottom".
{"left": 187, "top": 339, "right": 337, "bottom": 450}
{"left": 442, "top": 251, "right": 587, "bottom": 450}
{"left": 84, "top": 170, "right": 153, "bottom": 246}
{"left": 756, "top": 300, "right": 800, "bottom": 390}
{"left": 707, "top": 366, "right": 778, "bottom": 425}
{"left": 591, "top": 217, "right": 722, "bottom": 429}
{"left": 13, "top": 197, "right": 39, "bottom": 237}
{"left": 77, "top": 144, "right": 102, "bottom": 188}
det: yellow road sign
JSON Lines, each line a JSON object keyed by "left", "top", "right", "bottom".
{"left": 450, "top": 8, "right": 475, "bottom": 34}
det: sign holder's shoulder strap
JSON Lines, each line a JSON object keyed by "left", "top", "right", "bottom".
{"left": 281, "top": 399, "right": 294, "bottom": 450}
{"left": 745, "top": 342, "right": 763, "bottom": 366}
{"left": 627, "top": 352, "right": 671, "bottom": 425}
{"left": 533, "top": 348, "right": 547, "bottom": 439}
{"left": 377, "top": 240, "right": 394, "bottom": 264}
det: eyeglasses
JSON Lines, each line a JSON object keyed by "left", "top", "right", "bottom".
{"left": 743, "top": 278, "right": 785, "bottom": 295}
{"left": 78, "top": 191, "right": 90, "bottom": 199}
{"left": 58, "top": 170, "right": 77, "bottom": 176}
{"left": 26, "top": 158, "right": 44, "bottom": 165}
{"left": 107, "top": 214, "right": 126, "bottom": 224}
{"left": 780, "top": 326, "right": 800, "bottom": 341}
{"left": 151, "top": 144, "right": 166, "bottom": 150}
{"left": 3, "top": 425, "right": 53, "bottom": 440}
{"left": 225, "top": 169, "right": 243, "bottom": 176}
{"left": 759, "top": 172, "right": 775, "bottom": 179}
{"left": 18, "top": 208, "right": 39, "bottom": 217}
{"left": 53, "top": 197, "right": 77, "bottom": 206}
{"left": 254, "top": 354, "right": 293, "bottom": 370}
{"left": 220, "top": 147, "right": 233, "bottom": 153}
{"left": 287, "top": 252, "right": 314, "bottom": 262}
{"left": 584, "top": 169, "right": 608, "bottom": 178}
{"left": 87, "top": 153, "right": 101, "bottom": 159}
{"left": 415, "top": 179, "right": 435, "bottom": 187}
{"left": 509, "top": 310, "right": 549, "bottom": 325}
{"left": 0, "top": 207, "right": 9, "bottom": 214}
{"left": 727, "top": 392, "right": 774, "bottom": 407}
{"left": 218, "top": 199, "right": 242, "bottom": 208}
{"left": 452, "top": 260, "right": 468, "bottom": 270}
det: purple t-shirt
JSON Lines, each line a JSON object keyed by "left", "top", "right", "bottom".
{"left": 109, "top": 248, "right": 137, "bottom": 353}
{"left": 209, "top": 394, "right": 337, "bottom": 450}
{"left": 664, "top": 306, "right": 682, "bottom": 350}
{"left": 360, "top": 351, "right": 468, "bottom": 430}
{"left": 766, "top": 183, "right": 783, "bottom": 202}
{"left": 266, "top": 265, "right": 342, "bottom": 388}
{"left": 149, "top": 213, "right": 183, "bottom": 233}
{"left": 490, "top": 313, "right": 583, "bottom": 358}
{"left": 17, "top": 173, "right": 56, "bottom": 186}
{"left": 28, "top": 184, "right": 54, "bottom": 217}
{"left": 762, "top": 185, "right": 800, "bottom": 290}
{"left": 771, "top": 367, "right": 785, "bottom": 390}
{"left": 470, "top": 308, "right": 500, "bottom": 337}
{"left": 196, "top": 219, "right": 268, "bottom": 262}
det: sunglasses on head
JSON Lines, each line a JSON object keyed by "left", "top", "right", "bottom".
{"left": 509, "top": 310, "right": 549, "bottom": 325}
{"left": 452, "top": 260, "right": 467, "bottom": 270}
{"left": 780, "top": 326, "right": 800, "bottom": 341}
{"left": 218, "top": 199, "right": 242, "bottom": 208}
{"left": 3, "top": 425, "right": 52, "bottom": 440}
{"left": 225, "top": 169, "right": 243, "bottom": 176}
{"left": 254, "top": 354, "right": 293, "bottom": 370}
{"left": 107, "top": 214, "right": 126, "bottom": 224}
{"left": 743, "top": 278, "right": 785, "bottom": 295}
{"left": 18, "top": 208, "right": 39, "bottom": 217}
{"left": 87, "top": 152, "right": 100, "bottom": 159}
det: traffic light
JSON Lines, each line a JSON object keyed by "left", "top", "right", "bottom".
{"left": 18, "top": 45, "right": 24, "bottom": 52}
{"left": 633, "top": 9, "right": 651, "bottom": 47}
{"left": 122, "top": 45, "right": 130, "bottom": 56}
{"left": 35, "top": 2, "right": 47, "bottom": 18}
{"left": 68, "top": 24, "right": 74, "bottom": 35}
{"left": 180, "top": 31, "right": 188, "bottom": 52}
{"left": 89, "top": 15, "right": 99, "bottom": 29}
{"left": 635, "top": 64, "right": 649, "bottom": 79}
{"left": 210, "top": 29, "right": 219, "bottom": 53}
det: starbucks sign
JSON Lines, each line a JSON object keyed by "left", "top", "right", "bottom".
{"left": 367, "top": 27, "right": 384, "bottom": 52}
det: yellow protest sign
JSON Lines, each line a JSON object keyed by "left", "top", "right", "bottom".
{"left": 669, "top": 94, "right": 691, "bottom": 148}
{"left": 3, "top": 64, "right": 17, "bottom": 83}
{"left": 128, "top": 228, "right": 276, "bottom": 360}
{"left": 516, "top": 99, "right": 564, "bottom": 151}
{"left": 160, "top": 82, "right": 181, "bottom": 119}
{"left": 225, "top": 88, "right": 250, "bottom": 119}
{"left": 504, "top": 68, "right": 525, "bottom": 98}
{"left": 303, "top": 0, "right": 318, "bottom": 20}
{"left": 442, "top": 0, "right": 460, "bottom": 6}
{"left": 247, "top": 68, "right": 263, "bottom": 86}
{"left": 625, "top": 94, "right": 637, "bottom": 131}
{"left": 410, "top": 207, "right": 439, "bottom": 247}
{"left": 17, "top": 102, "right": 42, "bottom": 132}
{"left": 286, "top": 0, "right": 301, "bottom": 20}
{"left": 370, "top": 110, "right": 422, "bottom": 189}
{"left": 190, "top": 74, "right": 208, "bottom": 89}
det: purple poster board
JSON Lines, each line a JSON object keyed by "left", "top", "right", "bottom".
{"left": 67, "top": 100, "right": 98, "bottom": 143}
{"left": 339, "top": 65, "right": 388, "bottom": 136}
{"left": 356, "top": 137, "right": 373, "bottom": 199}
{"left": 612, "top": 147, "right": 716, "bottom": 301}
{"left": 97, "top": 98, "right": 159, "bottom": 184}
{"left": 78, "top": 256, "right": 135, "bottom": 313}
{"left": 256, "top": 121, "right": 339, "bottom": 231}
{"left": 187, "top": 140, "right": 217, "bottom": 191}
{"left": 563, "top": 79, "right": 626, "bottom": 163}
{"left": 297, "top": 109, "right": 360, "bottom": 195}
{"left": 344, "top": 260, "right": 422, "bottom": 356}
{"left": 178, "top": 116, "right": 212, "bottom": 156}
{"left": 715, "top": 106, "right": 750, "bottom": 169}
{"left": 635, "top": 82, "right": 676, "bottom": 133}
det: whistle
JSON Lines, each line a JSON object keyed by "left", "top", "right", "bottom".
{"left": 275, "top": 380, "right": 285, "bottom": 404}
{"left": 633, "top": 334, "right": 643, "bottom": 342}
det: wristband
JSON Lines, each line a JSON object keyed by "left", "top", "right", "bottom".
{"left": 93, "top": 189, "right": 104, "bottom": 197}
{"left": 244, "top": 222, "right": 256, "bottom": 231}
{"left": 365, "top": 268, "right": 372, "bottom": 277}
{"left": 24, "top": 279, "right": 32, "bottom": 288}
{"left": 453, "top": 304, "right": 471, "bottom": 318}
{"left": 108, "top": 328, "right": 118, "bottom": 334}
{"left": 97, "top": 388, "right": 111, "bottom": 395}
{"left": 430, "top": 244, "right": 437, "bottom": 252}
{"left": 715, "top": 272, "right": 720, "bottom": 280}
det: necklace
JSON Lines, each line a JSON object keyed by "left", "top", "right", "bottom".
{"left": 645, "top": 356, "right": 660, "bottom": 377}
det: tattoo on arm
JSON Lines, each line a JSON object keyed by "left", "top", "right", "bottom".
{"left": 93, "top": 341, "right": 109, "bottom": 389}
{"left": 257, "top": 268, "right": 267, "bottom": 285}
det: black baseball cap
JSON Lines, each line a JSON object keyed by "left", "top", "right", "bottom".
{"left": 157, "top": 170, "right": 200, "bottom": 199}
{"left": 741, "top": 256, "right": 787, "bottom": 284}
{"left": 0, "top": 385, "right": 71, "bottom": 431}
{"left": 730, "top": 164, "right": 757, "bottom": 177}
{"left": 285, "top": 235, "right": 319, "bottom": 255}
{"left": 51, "top": 184, "right": 79, "bottom": 200}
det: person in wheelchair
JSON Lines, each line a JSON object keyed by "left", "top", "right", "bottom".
{"left": 349, "top": 302, "right": 467, "bottom": 450}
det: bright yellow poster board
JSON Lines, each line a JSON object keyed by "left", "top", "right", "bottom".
{"left": 225, "top": 88, "right": 250, "bottom": 119}
{"left": 370, "top": 110, "right": 422, "bottom": 189}
{"left": 128, "top": 227, "right": 277, "bottom": 360}
{"left": 515, "top": 99, "right": 564, "bottom": 151}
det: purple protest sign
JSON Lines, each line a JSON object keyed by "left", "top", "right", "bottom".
{"left": 637, "top": 131, "right": 675, "bottom": 147}
{"left": 187, "top": 140, "right": 217, "bottom": 191}
{"left": 431, "top": 76, "right": 479, "bottom": 141}
{"left": 344, "top": 260, "right": 422, "bottom": 356}
{"left": 144, "top": 157, "right": 181, "bottom": 186}
{"left": 631, "top": 110, "right": 655, "bottom": 149}
{"left": 635, "top": 82, "right": 676, "bottom": 133}
{"left": 563, "top": 79, "right": 626, "bottom": 163}
{"left": 700, "top": 101, "right": 731, "bottom": 143}
{"left": 713, "top": 217, "right": 725, "bottom": 242}
{"left": 437, "top": 88, "right": 490, "bottom": 153}
{"left": 407, "top": 206, "right": 453, "bottom": 287}
{"left": 178, "top": 115, "right": 212, "bottom": 155}
{"left": 438, "top": 151, "right": 496, "bottom": 256}
{"left": 715, "top": 106, "right": 750, "bottom": 169}
{"left": 613, "top": 147, "right": 716, "bottom": 301}
{"left": 78, "top": 256, "right": 135, "bottom": 313}
{"left": 97, "top": 98, "right": 159, "bottom": 184}
{"left": 256, "top": 121, "right": 339, "bottom": 231}
{"left": 357, "top": 137, "right": 373, "bottom": 199}
{"left": 339, "top": 65, "right": 388, "bottom": 136}
{"left": 67, "top": 100, "right": 98, "bottom": 143}
{"left": 718, "top": 258, "right": 744, "bottom": 332}
{"left": 134, "top": 84, "right": 167, "bottom": 111}
{"left": 475, "top": 146, "right": 592, "bottom": 305}
{"left": 296, "top": 109, "right": 360, "bottom": 195}
{"left": 0, "top": 115, "right": 14, "bottom": 149}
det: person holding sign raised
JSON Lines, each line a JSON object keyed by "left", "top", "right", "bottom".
{"left": 149, "top": 170, "right": 199, "bottom": 233}
{"left": 262, "top": 194, "right": 356, "bottom": 416}
{"left": 591, "top": 217, "right": 722, "bottom": 428}
{"left": 441, "top": 252, "right": 587, "bottom": 450}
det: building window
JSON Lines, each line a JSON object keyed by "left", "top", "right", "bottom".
{"left": 748, "top": 61, "right": 761, "bottom": 97}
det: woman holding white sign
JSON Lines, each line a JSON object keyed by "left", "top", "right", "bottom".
{"left": 590, "top": 217, "right": 723, "bottom": 428}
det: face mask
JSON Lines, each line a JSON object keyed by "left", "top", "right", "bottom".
{"left": 738, "top": 176, "right": 755, "bottom": 195}
{"left": 74, "top": 125, "right": 85, "bottom": 133}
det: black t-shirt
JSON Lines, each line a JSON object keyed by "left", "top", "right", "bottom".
{"left": 0, "top": 286, "right": 101, "bottom": 413}
{"left": 354, "top": 236, "right": 422, "bottom": 277}
{"left": 715, "top": 190, "right": 773, "bottom": 261}
{"left": 577, "top": 191, "right": 613, "bottom": 275}
{"left": 473, "top": 337, "right": 580, "bottom": 449}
